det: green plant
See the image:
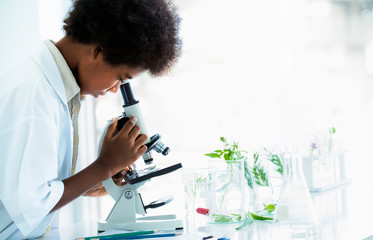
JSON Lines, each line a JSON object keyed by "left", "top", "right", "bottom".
{"left": 263, "top": 203, "right": 276, "bottom": 213}
{"left": 205, "top": 137, "right": 256, "bottom": 189}
{"left": 235, "top": 204, "right": 276, "bottom": 230}
{"left": 205, "top": 137, "right": 258, "bottom": 211}
{"left": 210, "top": 207, "right": 274, "bottom": 227}
{"left": 243, "top": 159, "right": 254, "bottom": 189}
{"left": 264, "top": 148, "right": 283, "bottom": 176}
{"left": 329, "top": 126, "right": 336, "bottom": 135}
{"left": 310, "top": 126, "right": 337, "bottom": 155}
{"left": 205, "top": 137, "right": 276, "bottom": 228}
{"left": 252, "top": 152, "right": 269, "bottom": 186}
{"left": 236, "top": 204, "right": 276, "bottom": 230}
{"left": 205, "top": 137, "right": 246, "bottom": 161}
{"left": 212, "top": 212, "right": 244, "bottom": 223}
{"left": 328, "top": 126, "right": 336, "bottom": 152}
{"left": 184, "top": 174, "right": 207, "bottom": 213}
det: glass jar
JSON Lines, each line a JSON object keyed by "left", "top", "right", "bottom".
{"left": 272, "top": 153, "right": 320, "bottom": 240}
{"left": 207, "top": 157, "right": 257, "bottom": 225}
{"left": 183, "top": 168, "right": 214, "bottom": 234}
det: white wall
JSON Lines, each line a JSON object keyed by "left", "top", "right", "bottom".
{"left": 0, "top": 0, "right": 40, "bottom": 75}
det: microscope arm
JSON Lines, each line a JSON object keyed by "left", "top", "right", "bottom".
{"left": 102, "top": 177, "right": 147, "bottom": 224}
{"left": 99, "top": 175, "right": 183, "bottom": 231}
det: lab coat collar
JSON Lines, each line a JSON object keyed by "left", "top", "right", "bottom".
{"left": 31, "top": 42, "right": 68, "bottom": 105}
{"left": 44, "top": 40, "right": 80, "bottom": 103}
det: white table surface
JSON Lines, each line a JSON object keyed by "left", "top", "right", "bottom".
{"left": 44, "top": 182, "right": 373, "bottom": 240}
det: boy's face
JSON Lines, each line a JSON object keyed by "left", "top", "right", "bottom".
{"left": 78, "top": 50, "right": 145, "bottom": 98}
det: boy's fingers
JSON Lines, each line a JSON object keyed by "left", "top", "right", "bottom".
{"left": 135, "top": 134, "right": 148, "bottom": 146}
{"left": 138, "top": 145, "right": 148, "bottom": 155}
{"left": 118, "top": 117, "right": 137, "bottom": 136}
{"left": 129, "top": 125, "right": 141, "bottom": 139}
{"left": 106, "top": 118, "right": 118, "bottom": 138}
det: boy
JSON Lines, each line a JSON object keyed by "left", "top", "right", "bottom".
{"left": 0, "top": 0, "right": 181, "bottom": 238}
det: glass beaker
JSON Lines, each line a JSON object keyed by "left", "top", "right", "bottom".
{"left": 207, "top": 157, "right": 257, "bottom": 225}
{"left": 183, "top": 168, "right": 214, "bottom": 234}
{"left": 272, "top": 153, "right": 320, "bottom": 240}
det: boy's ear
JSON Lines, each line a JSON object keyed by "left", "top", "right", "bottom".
{"left": 93, "top": 46, "right": 103, "bottom": 59}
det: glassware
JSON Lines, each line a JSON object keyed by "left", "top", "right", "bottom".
{"left": 183, "top": 168, "right": 214, "bottom": 234}
{"left": 260, "top": 149, "right": 284, "bottom": 205}
{"left": 207, "top": 157, "right": 256, "bottom": 225}
{"left": 272, "top": 153, "right": 320, "bottom": 240}
{"left": 303, "top": 152, "right": 349, "bottom": 192}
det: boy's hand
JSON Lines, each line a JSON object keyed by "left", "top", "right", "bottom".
{"left": 83, "top": 169, "right": 128, "bottom": 197}
{"left": 97, "top": 117, "right": 148, "bottom": 178}
{"left": 51, "top": 117, "right": 147, "bottom": 213}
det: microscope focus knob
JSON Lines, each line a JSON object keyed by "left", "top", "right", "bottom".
{"left": 124, "top": 190, "right": 134, "bottom": 200}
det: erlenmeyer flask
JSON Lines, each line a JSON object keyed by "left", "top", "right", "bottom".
{"left": 272, "top": 152, "right": 320, "bottom": 240}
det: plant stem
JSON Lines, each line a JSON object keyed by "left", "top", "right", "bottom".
{"left": 219, "top": 163, "right": 234, "bottom": 210}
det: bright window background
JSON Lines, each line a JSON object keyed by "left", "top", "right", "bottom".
{"left": 94, "top": 0, "right": 373, "bottom": 222}
{"left": 1, "top": 0, "right": 373, "bottom": 230}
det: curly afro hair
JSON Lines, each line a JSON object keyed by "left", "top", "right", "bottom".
{"left": 63, "top": 0, "right": 182, "bottom": 76}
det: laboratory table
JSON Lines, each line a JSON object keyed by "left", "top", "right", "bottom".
{"left": 45, "top": 183, "right": 373, "bottom": 240}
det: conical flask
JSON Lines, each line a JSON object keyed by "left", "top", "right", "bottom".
{"left": 272, "top": 152, "right": 320, "bottom": 240}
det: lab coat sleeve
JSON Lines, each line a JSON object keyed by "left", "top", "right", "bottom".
{"left": 0, "top": 71, "right": 67, "bottom": 235}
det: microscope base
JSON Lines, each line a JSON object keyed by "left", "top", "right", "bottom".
{"left": 97, "top": 214, "right": 183, "bottom": 232}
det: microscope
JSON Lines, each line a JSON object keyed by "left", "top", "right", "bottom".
{"left": 97, "top": 80, "right": 183, "bottom": 232}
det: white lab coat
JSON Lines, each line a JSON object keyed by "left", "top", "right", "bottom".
{"left": 0, "top": 42, "right": 73, "bottom": 239}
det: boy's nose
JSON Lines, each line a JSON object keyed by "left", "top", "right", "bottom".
{"left": 108, "top": 85, "right": 120, "bottom": 93}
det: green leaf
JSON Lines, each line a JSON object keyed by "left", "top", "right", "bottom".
{"left": 264, "top": 203, "right": 276, "bottom": 213}
{"left": 205, "top": 153, "right": 221, "bottom": 158}
{"left": 235, "top": 217, "right": 253, "bottom": 230}
{"left": 235, "top": 205, "right": 276, "bottom": 230}
{"left": 329, "top": 126, "right": 336, "bottom": 134}
{"left": 233, "top": 142, "right": 239, "bottom": 151}
{"left": 264, "top": 148, "right": 283, "bottom": 176}
{"left": 251, "top": 212, "right": 273, "bottom": 221}
{"left": 214, "top": 150, "right": 224, "bottom": 156}
{"left": 228, "top": 150, "right": 234, "bottom": 160}
{"left": 252, "top": 153, "right": 269, "bottom": 187}
{"left": 243, "top": 160, "right": 254, "bottom": 189}
{"left": 235, "top": 212, "right": 253, "bottom": 230}
{"left": 220, "top": 136, "right": 227, "bottom": 143}
{"left": 253, "top": 152, "right": 259, "bottom": 162}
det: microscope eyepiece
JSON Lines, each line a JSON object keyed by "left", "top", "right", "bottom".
{"left": 120, "top": 83, "right": 138, "bottom": 106}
